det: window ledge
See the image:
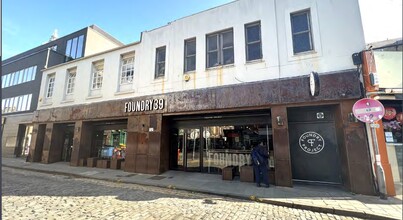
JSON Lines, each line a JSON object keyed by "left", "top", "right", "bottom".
{"left": 184, "top": 71, "right": 196, "bottom": 74}
{"left": 61, "top": 99, "right": 74, "bottom": 104}
{"left": 289, "top": 50, "right": 320, "bottom": 61}
{"left": 115, "top": 90, "right": 135, "bottom": 96}
{"left": 151, "top": 76, "right": 167, "bottom": 84}
{"left": 41, "top": 102, "right": 53, "bottom": 107}
{"left": 86, "top": 95, "right": 103, "bottom": 100}
{"left": 206, "top": 64, "right": 235, "bottom": 71}
{"left": 245, "top": 59, "right": 265, "bottom": 65}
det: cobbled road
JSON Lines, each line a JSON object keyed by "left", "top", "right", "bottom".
{"left": 2, "top": 167, "right": 361, "bottom": 220}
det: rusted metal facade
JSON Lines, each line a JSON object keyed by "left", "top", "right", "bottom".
{"left": 27, "top": 70, "right": 376, "bottom": 195}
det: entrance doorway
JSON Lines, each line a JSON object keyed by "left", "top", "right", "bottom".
{"left": 61, "top": 126, "right": 74, "bottom": 162}
{"left": 169, "top": 111, "right": 272, "bottom": 175}
{"left": 288, "top": 106, "right": 342, "bottom": 184}
{"left": 176, "top": 128, "right": 202, "bottom": 172}
{"left": 15, "top": 124, "right": 33, "bottom": 157}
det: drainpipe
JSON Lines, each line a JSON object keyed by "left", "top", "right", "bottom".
{"left": 44, "top": 48, "right": 51, "bottom": 69}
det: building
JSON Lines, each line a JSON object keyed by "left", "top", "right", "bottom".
{"left": 29, "top": 0, "right": 376, "bottom": 195}
{"left": 359, "top": 38, "right": 402, "bottom": 196}
{"left": 1, "top": 25, "right": 124, "bottom": 158}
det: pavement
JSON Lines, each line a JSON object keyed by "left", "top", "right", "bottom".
{"left": 2, "top": 157, "right": 402, "bottom": 220}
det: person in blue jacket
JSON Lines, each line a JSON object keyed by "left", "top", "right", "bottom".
{"left": 251, "top": 142, "right": 269, "bottom": 187}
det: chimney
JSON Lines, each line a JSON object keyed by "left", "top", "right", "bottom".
{"left": 49, "top": 29, "right": 58, "bottom": 42}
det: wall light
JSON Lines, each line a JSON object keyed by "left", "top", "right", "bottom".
{"left": 276, "top": 116, "right": 284, "bottom": 126}
{"left": 348, "top": 112, "right": 358, "bottom": 122}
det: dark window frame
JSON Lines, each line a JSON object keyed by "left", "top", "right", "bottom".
{"left": 155, "top": 46, "right": 166, "bottom": 79}
{"left": 206, "top": 28, "right": 234, "bottom": 68}
{"left": 245, "top": 21, "right": 263, "bottom": 61}
{"left": 291, "top": 9, "right": 314, "bottom": 54}
{"left": 184, "top": 38, "right": 196, "bottom": 73}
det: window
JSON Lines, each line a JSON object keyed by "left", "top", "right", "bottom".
{"left": 1, "top": 94, "right": 32, "bottom": 114}
{"left": 120, "top": 54, "right": 135, "bottom": 84}
{"left": 91, "top": 61, "right": 104, "bottom": 89}
{"left": 17, "top": 70, "right": 23, "bottom": 84}
{"left": 206, "top": 29, "right": 234, "bottom": 68}
{"left": 65, "top": 35, "right": 84, "bottom": 60}
{"left": 291, "top": 10, "right": 313, "bottom": 54}
{"left": 66, "top": 68, "right": 76, "bottom": 94}
{"left": 184, "top": 38, "right": 196, "bottom": 72}
{"left": 1, "top": 65, "right": 37, "bottom": 88}
{"left": 245, "top": 22, "right": 262, "bottom": 61}
{"left": 155, "top": 46, "right": 166, "bottom": 78}
{"left": 46, "top": 74, "right": 55, "bottom": 98}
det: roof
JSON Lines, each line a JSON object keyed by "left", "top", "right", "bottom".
{"left": 89, "top": 25, "right": 124, "bottom": 46}
{"left": 366, "top": 38, "right": 403, "bottom": 50}
{"left": 2, "top": 25, "right": 123, "bottom": 65}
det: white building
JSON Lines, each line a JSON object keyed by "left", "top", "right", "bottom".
{"left": 31, "top": 0, "right": 377, "bottom": 195}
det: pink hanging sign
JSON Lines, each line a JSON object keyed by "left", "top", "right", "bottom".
{"left": 352, "top": 98, "right": 385, "bottom": 123}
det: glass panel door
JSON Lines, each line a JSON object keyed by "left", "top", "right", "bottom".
{"left": 175, "top": 129, "right": 185, "bottom": 170}
{"left": 185, "top": 128, "right": 201, "bottom": 171}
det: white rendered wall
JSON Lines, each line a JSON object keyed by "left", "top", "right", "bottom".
{"left": 39, "top": 0, "right": 365, "bottom": 110}
{"left": 84, "top": 27, "right": 123, "bottom": 56}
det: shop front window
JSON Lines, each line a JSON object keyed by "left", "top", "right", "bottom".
{"left": 175, "top": 123, "right": 273, "bottom": 174}
{"left": 100, "top": 129, "right": 127, "bottom": 160}
{"left": 382, "top": 102, "right": 403, "bottom": 190}
{"left": 202, "top": 125, "right": 272, "bottom": 174}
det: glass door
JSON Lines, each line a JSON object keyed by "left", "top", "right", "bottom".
{"left": 174, "top": 128, "right": 202, "bottom": 172}
{"left": 185, "top": 128, "right": 201, "bottom": 171}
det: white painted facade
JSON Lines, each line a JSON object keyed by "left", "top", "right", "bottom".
{"left": 39, "top": 0, "right": 365, "bottom": 110}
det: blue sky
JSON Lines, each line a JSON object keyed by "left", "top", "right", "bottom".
{"left": 2, "top": 0, "right": 402, "bottom": 60}
{"left": 2, "top": 0, "right": 233, "bottom": 59}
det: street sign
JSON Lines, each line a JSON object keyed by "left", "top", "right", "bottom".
{"left": 352, "top": 98, "right": 385, "bottom": 123}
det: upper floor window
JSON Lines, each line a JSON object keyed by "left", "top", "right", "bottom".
{"left": 66, "top": 68, "right": 76, "bottom": 94}
{"left": 291, "top": 10, "right": 313, "bottom": 54}
{"left": 2, "top": 94, "right": 32, "bottom": 114}
{"left": 46, "top": 74, "right": 55, "bottom": 98}
{"left": 245, "top": 22, "right": 262, "bottom": 61}
{"left": 120, "top": 54, "right": 135, "bottom": 84}
{"left": 1, "top": 66, "right": 37, "bottom": 88}
{"left": 184, "top": 38, "right": 196, "bottom": 72}
{"left": 155, "top": 46, "right": 166, "bottom": 78}
{"left": 206, "top": 29, "right": 234, "bottom": 68}
{"left": 91, "top": 61, "right": 104, "bottom": 90}
{"left": 65, "top": 35, "right": 84, "bottom": 60}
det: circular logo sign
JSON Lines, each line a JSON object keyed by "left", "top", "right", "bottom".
{"left": 299, "top": 132, "right": 325, "bottom": 154}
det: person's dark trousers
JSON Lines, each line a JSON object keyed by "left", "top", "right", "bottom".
{"left": 253, "top": 164, "right": 269, "bottom": 187}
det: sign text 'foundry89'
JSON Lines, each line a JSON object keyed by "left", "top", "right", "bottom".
{"left": 124, "top": 99, "right": 165, "bottom": 113}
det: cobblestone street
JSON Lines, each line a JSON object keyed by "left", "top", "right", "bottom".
{"left": 2, "top": 167, "right": 361, "bottom": 220}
